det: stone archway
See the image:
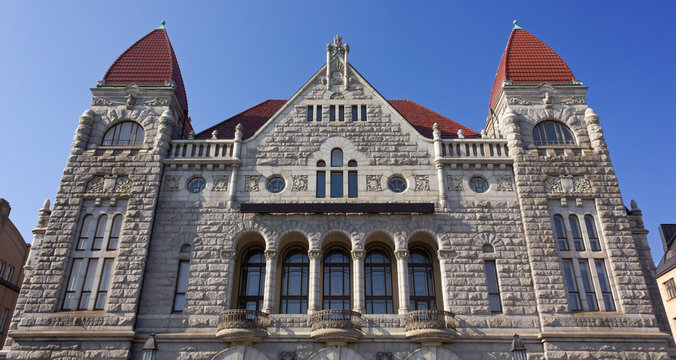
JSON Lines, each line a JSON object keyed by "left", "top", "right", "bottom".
{"left": 308, "top": 346, "right": 367, "bottom": 360}
{"left": 405, "top": 347, "right": 463, "bottom": 360}
{"left": 211, "top": 346, "right": 271, "bottom": 360}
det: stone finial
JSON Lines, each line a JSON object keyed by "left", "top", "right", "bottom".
{"left": 513, "top": 20, "right": 523, "bottom": 30}
{"left": 40, "top": 199, "right": 50, "bottom": 211}
{"left": 432, "top": 123, "right": 441, "bottom": 140}
{"left": 235, "top": 123, "right": 243, "bottom": 141}
{"left": 333, "top": 35, "right": 343, "bottom": 47}
{"left": 630, "top": 199, "right": 639, "bottom": 211}
{"left": 80, "top": 109, "right": 95, "bottom": 120}
{"left": 457, "top": 129, "right": 464, "bottom": 139}
{"left": 585, "top": 107, "right": 599, "bottom": 122}
{"left": 157, "top": 20, "right": 166, "bottom": 30}
{"left": 211, "top": 130, "right": 219, "bottom": 139}
{"left": 188, "top": 130, "right": 195, "bottom": 139}
{"left": 481, "top": 129, "right": 487, "bottom": 138}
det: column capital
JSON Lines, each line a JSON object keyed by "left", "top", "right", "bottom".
{"left": 264, "top": 249, "right": 278, "bottom": 260}
{"left": 308, "top": 249, "right": 322, "bottom": 260}
{"left": 395, "top": 249, "right": 409, "bottom": 260}
{"left": 351, "top": 249, "right": 365, "bottom": 260}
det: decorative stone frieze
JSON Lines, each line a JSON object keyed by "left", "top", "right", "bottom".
{"left": 508, "top": 95, "right": 586, "bottom": 106}
{"left": 291, "top": 175, "right": 308, "bottom": 191}
{"left": 245, "top": 175, "right": 260, "bottom": 192}
{"left": 366, "top": 175, "right": 382, "bottom": 191}
{"left": 413, "top": 175, "right": 430, "bottom": 191}
{"left": 544, "top": 175, "right": 592, "bottom": 194}
{"left": 144, "top": 97, "right": 170, "bottom": 106}
{"left": 85, "top": 175, "right": 132, "bottom": 194}
{"left": 163, "top": 175, "right": 179, "bottom": 192}
{"left": 330, "top": 92, "right": 344, "bottom": 99}
{"left": 91, "top": 97, "right": 112, "bottom": 106}
{"left": 446, "top": 175, "right": 463, "bottom": 191}
{"left": 496, "top": 175, "right": 513, "bottom": 191}
{"left": 212, "top": 175, "right": 229, "bottom": 191}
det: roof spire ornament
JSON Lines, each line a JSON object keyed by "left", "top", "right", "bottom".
{"left": 513, "top": 20, "right": 523, "bottom": 30}
{"left": 157, "top": 20, "right": 166, "bottom": 30}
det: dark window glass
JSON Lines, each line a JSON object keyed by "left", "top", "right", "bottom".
{"left": 331, "top": 172, "right": 343, "bottom": 198}
{"left": 388, "top": 177, "right": 407, "bottom": 193}
{"left": 316, "top": 105, "right": 322, "bottom": 121}
{"left": 77, "top": 215, "right": 94, "bottom": 250}
{"left": 469, "top": 177, "right": 488, "bottom": 193}
{"left": 173, "top": 260, "right": 190, "bottom": 312}
{"left": 331, "top": 149, "right": 343, "bottom": 167}
{"left": 78, "top": 258, "right": 99, "bottom": 310}
{"left": 267, "top": 177, "right": 285, "bottom": 193}
{"left": 365, "top": 249, "right": 393, "bottom": 314}
{"left": 408, "top": 249, "right": 436, "bottom": 310}
{"left": 484, "top": 261, "right": 502, "bottom": 313}
{"left": 666, "top": 278, "right": 676, "bottom": 301}
{"left": 553, "top": 215, "right": 569, "bottom": 251}
{"left": 352, "top": 106, "right": 358, "bottom": 121}
{"left": 281, "top": 249, "right": 309, "bottom": 314}
{"left": 330, "top": 106, "right": 336, "bottom": 121}
{"left": 569, "top": 215, "right": 585, "bottom": 251}
{"left": 323, "top": 249, "right": 350, "bottom": 310}
{"left": 92, "top": 215, "right": 107, "bottom": 250}
{"left": 532, "top": 121, "right": 575, "bottom": 146}
{"left": 95, "top": 258, "right": 114, "bottom": 310}
{"left": 63, "top": 258, "right": 83, "bottom": 310}
{"left": 187, "top": 177, "right": 206, "bottom": 193}
{"left": 102, "top": 121, "right": 144, "bottom": 146}
{"left": 317, "top": 171, "right": 326, "bottom": 198}
{"left": 107, "top": 215, "right": 122, "bottom": 250}
{"left": 307, "top": 106, "right": 313, "bottom": 121}
{"left": 317, "top": 160, "right": 326, "bottom": 167}
{"left": 595, "top": 260, "right": 615, "bottom": 311}
{"left": 339, "top": 106, "right": 344, "bottom": 121}
{"left": 238, "top": 249, "right": 266, "bottom": 311}
{"left": 562, "top": 259, "right": 582, "bottom": 311}
{"left": 579, "top": 259, "right": 598, "bottom": 311}
{"left": 361, "top": 105, "right": 367, "bottom": 121}
{"left": 348, "top": 160, "right": 357, "bottom": 167}
{"left": 348, "top": 171, "right": 357, "bottom": 198}
{"left": 585, "top": 215, "right": 601, "bottom": 251}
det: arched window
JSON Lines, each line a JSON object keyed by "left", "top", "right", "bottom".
{"left": 77, "top": 215, "right": 94, "bottom": 250}
{"left": 532, "top": 121, "right": 575, "bottom": 146}
{"left": 238, "top": 249, "right": 266, "bottom": 311}
{"left": 365, "top": 248, "right": 393, "bottom": 314}
{"left": 280, "top": 248, "right": 309, "bottom": 314}
{"left": 331, "top": 148, "right": 343, "bottom": 167}
{"left": 553, "top": 215, "right": 568, "bottom": 250}
{"left": 102, "top": 121, "right": 144, "bottom": 146}
{"left": 584, "top": 215, "right": 601, "bottom": 251}
{"left": 408, "top": 248, "right": 436, "bottom": 310}
{"left": 107, "top": 215, "right": 122, "bottom": 250}
{"left": 92, "top": 215, "right": 108, "bottom": 250}
{"left": 323, "top": 248, "right": 350, "bottom": 310}
{"left": 569, "top": 215, "right": 584, "bottom": 251}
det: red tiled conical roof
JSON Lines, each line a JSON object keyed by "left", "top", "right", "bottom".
{"left": 196, "top": 100, "right": 478, "bottom": 140}
{"left": 103, "top": 28, "right": 188, "bottom": 111}
{"left": 489, "top": 28, "right": 576, "bottom": 110}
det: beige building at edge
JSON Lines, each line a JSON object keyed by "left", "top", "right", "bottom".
{"left": 2, "top": 23, "right": 674, "bottom": 359}
{"left": 657, "top": 224, "right": 676, "bottom": 340}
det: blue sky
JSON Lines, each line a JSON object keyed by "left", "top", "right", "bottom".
{"left": 0, "top": 1, "right": 674, "bottom": 263}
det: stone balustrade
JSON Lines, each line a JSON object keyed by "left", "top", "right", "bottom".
{"left": 216, "top": 309, "right": 269, "bottom": 345}
{"left": 403, "top": 310, "right": 457, "bottom": 345}
{"left": 310, "top": 309, "right": 362, "bottom": 345}
{"left": 166, "top": 139, "right": 239, "bottom": 165}
{"left": 438, "top": 139, "right": 510, "bottom": 164}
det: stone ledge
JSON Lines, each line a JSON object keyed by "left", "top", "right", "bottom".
{"left": 9, "top": 329, "right": 135, "bottom": 341}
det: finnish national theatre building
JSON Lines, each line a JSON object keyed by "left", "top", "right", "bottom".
{"left": 3, "top": 23, "right": 673, "bottom": 359}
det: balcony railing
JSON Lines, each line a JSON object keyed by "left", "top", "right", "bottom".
{"left": 216, "top": 309, "right": 269, "bottom": 344}
{"left": 404, "top": 310, "right": 457, "bottom": 345}
{"left": 310, "top": 309, "right": 362, "bottom": 345}
{"left": 166, "top": 139, "right": 238, "bottom": 163}
{"left": 438, "top": 139, "right": 510, "bottom": 163}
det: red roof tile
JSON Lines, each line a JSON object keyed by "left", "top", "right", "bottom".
{"left": 103, "top": 29, "right": 188, "bottom": 111}
{"left": 489, "top": 29, "right": 576, "bottom": 110}
{"left": 196, "top": 100, "right": 479, "bottom": 140}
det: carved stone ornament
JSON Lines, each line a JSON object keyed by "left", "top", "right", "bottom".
{"left": 125, "top": 94, "right": 136, "bottom": 109}
{"left": 308, "top": 249, "right": 322, "bottom": 260}
{"left": 145, "top": 97, "right": 170, "bottom": 106}
{"left": 245, "top": 175, "right": 260, "bottom": 192}
{"left": 85, "top": 176, "right": 104, "bottom": 193}
{"left": 496, "top": 175, "right": 514, "bottom": 191}
{"left": 447, "top": 175, "right": 463, "bottom": 191}
{"left": 351, "top": 249, "right": 365, "bottom": 260}
{"left": 92, "top": 97, "right": 112, "bottom": 106}
{"left": 114, "top": 176, "right": 131, "bottom": 193}
{"left": 394, "top": 249, "right": 409, "bottom": 260}
{"left": 264, "top": 250, "right": 277, "bottom": 260}
{"left": 508, "top": 95, "right": 586, "bottom": 106}
{"left": 366, "top": 175, "right": 382, "bottom": 192}
{"left": 330, "top": 92, "right": 344, "bottom": 100}
{"left": 163, "top": 175, "right": 179, "bottom": 192}
{"left": 413, "top": 175, "right": 430, "bottom": 191}
{"left": 291, "top": 175, "right": 308, "bottom": 192}
{"left": 212, "top": 175, "right": 229, "bottom": 191}
{"left": 545, "top": 175, "right": 592, "bottom": 194}
{"left": 86, "top": 175, "right": 132, "bottom": 194}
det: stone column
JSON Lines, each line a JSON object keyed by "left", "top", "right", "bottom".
{"left": 395, "top": 249, "right": 410, "bottom": 314}
{"left": 437, "top": 249, "right": 455, "bottom": 312}
{"left": 154, "top": 109, "right": 174, "bottom": 155}
{"left": 228, "top": 164, "right": 239, "bottom": 209}
{"left": 222, "top": 249, "right": 237, "bottom": 310}
{"left": 308, "top": 249, "right": 322, "bottom": 313}
{"left": 262, "top": 249, "right": 278, "bottom": 314}
{"left": 500, "top": 108, "right": 524, "bottom": 154}
{"left": 584, "top": 107, "right": 607, "bottom": 153}
{"left": 351, "top": 249, "right": 365, "bottom": 313}
{"left": 432, "top": 123, "right": 447, "bottom": 208}
{"left": 72, "top": 109, "right": 95, "bottom": 153}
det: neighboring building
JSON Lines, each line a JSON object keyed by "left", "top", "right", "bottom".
{"left": 656, "top": 224, "right": 676, "bottom": 339}
{"left": 0, "top": 199, "right": 29, "bottom": 350}
{"left": 3, "top": 22, "right": 673, "bottom": 359}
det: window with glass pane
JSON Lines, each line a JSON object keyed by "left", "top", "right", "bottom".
{"left": 331, "top": 172, "right": 343, "bottom": 198}
{"left": 316, "top": 105, "right": 322, "bottom": 121}
{"left": 666, "top": 278, "right": 676, "bottom": 300}
{"left": 0, "top": 308, "right": 7, "bottom": 334}
{"left": 595, "top": 260, "right": 615, "bottom": 310}
{"left": 92, "top": 215, "right": 108, "bottom": 250}
{"left": 281, "top": 249, "right": 309, "bottom": 314}
{"left": 330, "top": 106, "right": 336, "bottom": 121}
{"left": 331, "top": 149, "right": 343, "bottom": 167}
{"left": 578, "top": 259, "right": 598, "bottom": 311}
{"left": 107, "top": 215, "right": 122, "bottom": 250}
{"left": 94, "top": 258, "right": 114, "bottom": 310}
{"left": 569, "top": 215, "right": 585, "bottom": 251}
{"left": 338, "top": 105, "right": 344, "bottom": 121}
{"left": 63, "top": 259, "right": 83, "bottom": 310}
{"left": 348, "top": 171, "right": 357, "bottom": 198}
{"left": 553, "top": 215, "right": 569, "bottom": 250}
{"left": 365, "top": 249, "right": 393, "bottom": 314}
{"left": 352, "top": 105, "right": 358, "bottom": 121}
{"left": 408, "top": 249, "right": 436, "bottom": 310}
{"left": 5, "top": 267, "right": 13, "bottom": 284}
{"left": 585, "top": 215, "right": 601, "bottom": 251}
{"left": 361, "top": 105, "right": 367, "bottom": 121}
{"left": 307, "top": 106, "right": 313, "bottom": 121}
{"left": 238, "top": 249, "right": 266, "bottom": 311}
{"left": 317, "top": 171, "right": 326, "bottom": 198}
{"left": 562, "top": 259, "right": 582, "bottom": 311}
{"left": 173, "top": 260, "right": 190, "bottom": 312}
{"left": 484, "top": 261, "right": 502, "bottom": 313}
{"left": 323, "top": 249, "right": 350, "bottom": 310}
{"left": 77, "top": 215, "right": 93, "bottom": 250}
{"left": 78, "top": 258, "right": 99, "bottom": 310}
{"left": 0, "top": 262, "right": 4, "bottom": 280}
{"left": 532, "top": 121, "right": 575, "bottom": 146}
{"left": 102, "top": 121, "right": 145, "bottom": 146}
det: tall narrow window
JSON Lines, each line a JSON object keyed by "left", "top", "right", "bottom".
{"left": 331, "top": 172, "right": 343, "bottom": 198}
{"left": 361, "top": 105, "right": 367, "bottom": 121}
{"left": 569, "top": 215, "right": 585, "bottom": 251}
{"left": 578, "top": 259, "right": 598, "bottom": 311}
{"left": 63, "top": 259, "right": 83, "bottom": 310}
{"left": 0, "top": 308, "right": 7, "bottom": 334}
{"left": 323, "top": 249, "right": 350, "bottom": 310}
{"left": 352, "top": 105, "right": 358, "bottom": 121}
{"left": 484, "top": 261, "right": 502, "bottom": 313}
{"left": 173, "top": 260, "right": 190, "bottom": 312}
{"left": 562, "top": 259, "right": 582, "bottom": 311}
{"left": 307, "top": 106, "right": 313, "bottom": 121}
{"left": 77, "top": 215, "right": 94, "bottom": 250}
{"left": 595, "top": 260, "right": 615, "bottom": 311}
{"left": 330, "top": 106, "right": 336, "bottom": 121}
{"left": 331, "top": 149, "right": 343, "bottom": 167}
{"left": 238, "top": 249, "right": 266, "bottom": 311}
{"left": 408, "top": 249, "right": 436, "bottom": 310}
{"left": 553, "top": 215, "right": 568, "bottom": 251}
{"left": 316, "top": 105, "right": 322, "bottom": 122}
{"left": 348, "top": 171, "right": 357, "bottom": 198}
{"left": 666, "top": 278, "right": 676, "bottom": 300}
{"left": 92, "top": 215, "right": 108, "bottom": 250}
{"left": 107, "top": 215, "right": 122, "bottom": 250}
{"left": 585, "top": 215, "right": 601, "bottom": 251}
{"left": 0, "top": 262, "right": 5, "bottom": 280}
{"left": 338, "top": 106, "right": 345, "bottom": 121}
{"left": 317, "top": 171, "right": 326, "bottom": 198}
{"left": 281, "top": 249, "right": 309, "bottom": 314}
{"left": 365, "top": 249, "right": 393, "bottom": 314}
{"left": 5, "top": 267, "right": 13, "bottom": 284}
{"left": 94, "top": 258, "right": 114, "bottom": 310}
{"left": 78, "top": 258, "right": 99, "bottom": 310}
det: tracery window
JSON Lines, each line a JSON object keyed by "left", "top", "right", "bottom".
{"left": 364, "top": 248, "right": 393, "bottom": 314}
{"left": 238, "top": 249, "right": 266, "bottom": 311}
{"left": 408, "top": 248, "right": 436, "bottom": 310}
{"left": 532, "top": 121, "right": 575, "bottom": 146}
{"left": 280, "top": 248, "right": 309, "bottom": 314}
{"left": 102, "top": 121, "right": 144, "bottom": 146}
{"left": 323, "top": 248, "right": 350, "bottom": 310}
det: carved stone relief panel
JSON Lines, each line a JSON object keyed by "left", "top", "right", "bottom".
{"left": 366, "top": 175, "right": 382, "bottom": 191}
{"left": 291, "top": 175, "right": 308, "bottom": 192}
{"left": 163, "top": 175, "right": 179, "bottom": 192}
{"left": 212, "top": 175, "right": 229, "bottom": 191}
{"left": 447, "top": 175, "right": 463, "bottom": 191}
{"left": 86, "top": 175, "right": 132, "bottom": 193}
{"left": 496, "top": 175, "right": 514, "bottom": 191}
{"left": 245, "top": 175, "right": 260, "bottom": 192}
{"left": 545, "top": 175, "right": 592, "bottom": 194}
{"left": 413, "top": 175, "right": 430, "bottom": 191}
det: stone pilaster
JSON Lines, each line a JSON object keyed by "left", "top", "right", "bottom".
{"left": 262, "top": 249, "right": 278, "bottom": 313}
{"left": 351, "top": 249, "right": 365, "bottom": 313}
{"left": 307, "top": 249, "right": 322, "bottom": 314}
{"left": 395, "top": 249, "right": 409, "bottom": 314}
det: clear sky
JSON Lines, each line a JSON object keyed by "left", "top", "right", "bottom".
{"left": 0, "top": 1, "right": 674, "bottom": 263}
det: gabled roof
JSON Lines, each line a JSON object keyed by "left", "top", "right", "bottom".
{"left": 103, "top": 28, "right": 188, "bottom": 111}
{"left": 196, "top": 100, "right": 479, "bottom": 140}
{"left": 489, "top": 28, "right": 576, "bottom": 110}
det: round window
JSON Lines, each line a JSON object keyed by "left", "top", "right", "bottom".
{"left": 469, "top": 177, "right": 488, "bottom": 193}
{"left": 267, "top": 176, "right": 285, "bottom": 193}
{"left": 187, "top": 177, "right": 206, "bottom": 193}
{"left": 388, "top": 176, "right": 407, "bottom": 193}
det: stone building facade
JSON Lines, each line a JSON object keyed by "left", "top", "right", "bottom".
{"left": 3, "top": 23, "right": 673, "bottom": 359}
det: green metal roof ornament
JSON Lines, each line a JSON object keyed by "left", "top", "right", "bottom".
{"left": 513, "top": 20, "right": 523, "bottom": 30}
{"left": 157, "top": 20, "right": 166, "bottom": 30}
